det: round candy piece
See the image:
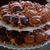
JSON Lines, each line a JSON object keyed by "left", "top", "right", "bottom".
{"left": 31, "top": 15, "right": 41, "bottom": 24}
{"left": 13, "top": 5, "right": 23, "bottom": 12}
{"left": 21, "top": 16, "right": 29, "bottom": 25}
{"left": 0, "top": 35, "right": 10, "bottom": 42}
{"left": 3, "top": 15, "right": 12, "bottom": 23}
{"left": 36, "top": 32, "right": 45, "bottom": 43}
{"left": 9, "top": 30, "right": 19, "bottom": 39}
{"left": 25, "top": 10, "right": 37, "bottom": 18}
{"left": 15, "top": 37, "right": 24, "bottom": 45}
{"left": 12, "top": 14, "right": 19, "bottom": 25}
{"left": 24, "top": 35, "right": 34, "bottom": 44}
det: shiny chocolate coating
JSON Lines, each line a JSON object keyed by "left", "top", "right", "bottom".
{"left": 21, "top": 16, "right": 29, "bottom": 25}
{"left": 24, "top": 10, "right": 36, "bottom": 18}
{"left": 3, "top": 15, "right": 12, "bottom": 23}
{"left": 12, "top": 14, "right": 19, "bottom": 25}
{"left": 31, "top": 16, "right": 41, "bottom": 24}
{"left": 24, "top": 35, "right": 34, "bottom": 44}
{"left": 36, "top": 32, "right": 45, "bottom": 43}
{"left": 13, "top": 5, "right": 23, "bottom": 12}
{"left": 2, "top": 11, "right": 11, "bottom": 16}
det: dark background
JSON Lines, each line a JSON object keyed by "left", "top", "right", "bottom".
{"left": 0, "top": 0, "right": 48, "bottom": 6}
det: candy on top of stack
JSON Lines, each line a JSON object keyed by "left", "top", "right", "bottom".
{"left": 0, "top": 0, "right": 50, "bottom": 28}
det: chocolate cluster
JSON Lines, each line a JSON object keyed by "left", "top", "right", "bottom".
{"left": 0, "top": 23, "right": 50, "bottom": 47}
{"left": 0, "top": 1, "right": 50, "bottom": 28}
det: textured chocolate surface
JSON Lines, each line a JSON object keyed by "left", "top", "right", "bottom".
{"left": 21, "top": 16, "right": 29, "bottom": 25}
{"left": 13, "top": 5, "right": 23, "bottom": 12}
{"left": 3, "top": 15, "right": 12, "bottom": 23}
{"left": 0, "top": 34, "right": 10, "bottom": 42}
{"left": 31, "top": 16, "right": 41, "bottom": 24}
{"left": 36, "top": 32, "right": 45, "bottom": 43}
{"left": 0, "top": 1, "right": 49, "bottom": 28}
{"left": 15, "top": 37, "right": 24, "bottom": 45}
{"left": 12, "top": 14, "right": 19, "bottom": 25}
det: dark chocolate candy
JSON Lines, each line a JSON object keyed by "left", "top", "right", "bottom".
{"left": 36, "top": 32, "right": 45, "bottom": 43}
{"left": 2, "top": 11, "right": 11, "bottom": 17}
{"left": 15, "top": 37, "right": 24, "bottom": 45}
{"left": 12, "top": 14, "right": 19, "bottom": 25}
{"left": 0, "top": 35, "right": 10, "bottom": 42}
{"left": 13, "top": 5, "right": 23, "bottom": 12}
{"left": 21, "top": 16, "right": 29, "bottom": 25}
{"left": 9, "top": 30, "right": 19, "bottom": 39}
{"left": 3, "top": 15, "right": 12, "bottom": 23}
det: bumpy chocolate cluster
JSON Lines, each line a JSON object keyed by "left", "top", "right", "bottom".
{"left": 0, "top": 23, "right": 50, "bottom": 47}
{"left": 0, "top": 1, "right": 50, "bottom": 28}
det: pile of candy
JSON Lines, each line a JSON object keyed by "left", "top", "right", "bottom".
{"left": 0, "top": 1, "right": 50, "bottom": 28}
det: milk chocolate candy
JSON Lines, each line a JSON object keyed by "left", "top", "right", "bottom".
{"left": 31, "top": 15, "right": 41, "bottom": 24}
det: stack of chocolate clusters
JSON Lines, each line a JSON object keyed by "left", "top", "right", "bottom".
{"left": 0, "top": 23, "right": 50, "bottom": 47}
{"left": 0, "top": 0, "right": 50, "bottom": 47}
{"left": 0, "top": 1, "right": 50, "bottom": 28}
